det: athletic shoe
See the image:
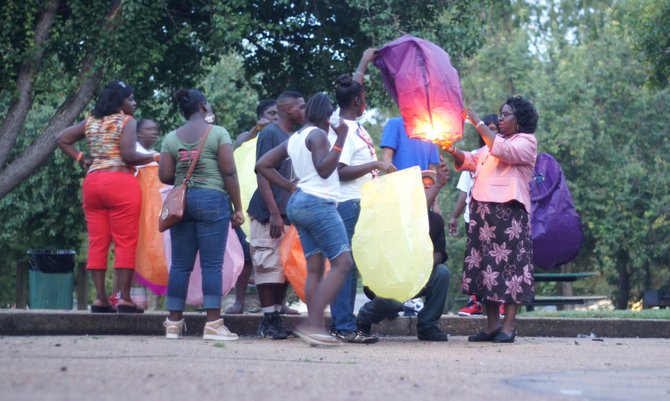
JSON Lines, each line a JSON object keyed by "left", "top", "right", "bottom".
{"left": 332, "top": 329, "right": 379, "bottom": 344}
{"left": 257, "top": 311, "right": 289, "bottom": 340}
{"left": 458, "top": 302, "right": 483, "bottom": 316}
{"left": 403, "top": 298, "right": 424, "bottom": 316}
{"left": 356, "top": 321, "right": 373, "bottom": 336}
{"left": 417, "top": 326, "right": 449, "bottom": 341}
{"left": 163, "top": 318, "right": 186, "bottom": 340}
{"left": 203, "top": 319, "right": 239, "bottom": 341}
{"left": 499, "top": 303, "right": 506, "bottom": 317}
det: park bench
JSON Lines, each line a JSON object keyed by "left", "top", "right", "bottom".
{"left": 526, "top": 271, "right": 606, "bottom": 311}
{"left": 643, "top": 289, "right": 670, "bottom": 308}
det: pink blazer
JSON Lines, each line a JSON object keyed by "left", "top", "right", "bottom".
{"left": 459, "top": 133, "right": 537, "bottom": 213}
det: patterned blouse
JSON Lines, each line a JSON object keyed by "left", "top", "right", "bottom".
{"left": 85, "top": 113, "right": 131, "bottom": 172}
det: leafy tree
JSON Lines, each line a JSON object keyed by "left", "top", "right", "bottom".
{"left": 458, "top": 0, "right": 670, "bottom": 308}
{"left": 230, "top": 0, "right": 498, "bottom": 106}
{"left": 201, "top": 53, "right": 260, "bottom": 138}
{"left": 0, "top": 1, "right": 492, "bottom": 306}
{"left": 624, "top": 0, "right": 670, "bottom": 88}
{"left": 0, "top": 0, "right": 245, "bottom": 199}
{"left": 0, "top": 0, "right": 245, "bottom": 305}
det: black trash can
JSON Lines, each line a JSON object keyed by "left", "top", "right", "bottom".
{"left": 27, "top": 249, "right": 75, "bottom": 310}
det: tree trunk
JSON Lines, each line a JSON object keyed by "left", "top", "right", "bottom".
{"left": 0, "top": 1, "right": 124, "bottom": 199}
{"left": 0, "top": 65, "right": 101, "bottom": 199}
{"left": 615, "top": 251, "right": 630, "bottom": 310}
{"left": 0, "top": 0, "right": 60, "bottom": 168}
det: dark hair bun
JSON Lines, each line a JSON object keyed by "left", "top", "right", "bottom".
{"left": 174, "top": 89, "right": 190, "bottom": 105}
{"left": 336, "top": 74, "right": 353, "bottom": 87}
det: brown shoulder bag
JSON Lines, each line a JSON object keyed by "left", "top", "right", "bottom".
{"left": 158, "top": 125, "right": 212, "bottom": 233}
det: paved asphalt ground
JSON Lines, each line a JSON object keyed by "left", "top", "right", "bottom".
{"left": 2, "top": 334, "right": 669, "bottom": 401}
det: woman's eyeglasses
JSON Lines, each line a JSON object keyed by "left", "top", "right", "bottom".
{"left": 498, "top": 112, "right": 514, "bottom": 120}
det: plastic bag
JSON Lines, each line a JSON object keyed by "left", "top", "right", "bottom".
{"left": 134, "top": 166, "right": 169, "bottom": 295}
{"left": 280, "top": 225, "right": 330, "bottom": 302}
{"left": 352, "top": 167, "right": 433, "bottom": 302}
{"left": 233, "top": 137, "right": 258, "bottom": 236}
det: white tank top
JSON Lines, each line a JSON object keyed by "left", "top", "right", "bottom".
{"left": 287, "top": 126, "right": 340, "bottom": 201}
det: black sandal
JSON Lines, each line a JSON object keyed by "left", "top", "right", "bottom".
{"left": 468, "top": 327, "right": 502, "bottom": 342}
{"left": 90, "top": 305, "right": 114, "bottom": 313}
{"left": 492, "top": 330, "right": 516, "bottom": 343}
{"left": 117, "top": 304, "right": 144, "bottom": 314}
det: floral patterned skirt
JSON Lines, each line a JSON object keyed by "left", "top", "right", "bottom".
{"left": 461, "top": 199, "right": 535, "bottom": 304}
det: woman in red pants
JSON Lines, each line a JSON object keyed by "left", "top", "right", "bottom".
{"left": 57, "top": 80, "right": 157, "bottom": 313}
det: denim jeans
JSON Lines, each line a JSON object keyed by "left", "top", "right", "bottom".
{"left": 357, "top": 264, "right": 451, "bottom": 332}
{"left": 167, "top": 188, "right": 230, "bottom": 311}
{"left": 330, "top": 199, "right": 361, "bottom": 332}
{"left": 286, "top": 189, "right": 350, "bottom": 260}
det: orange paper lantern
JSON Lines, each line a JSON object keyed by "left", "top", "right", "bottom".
{"left": 279, "top": 225, "right": 330, "bottom": 302}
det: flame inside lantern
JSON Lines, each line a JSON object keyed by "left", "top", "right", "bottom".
{"left": 402, "top": 106, "right": 463, "bottom": 150}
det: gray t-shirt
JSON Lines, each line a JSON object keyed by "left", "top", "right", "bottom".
{"left": 246, "top": 122, "right": 293, "bottom": 224}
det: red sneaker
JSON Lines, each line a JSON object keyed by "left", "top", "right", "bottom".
{"left": 499, "top": 303, "right": 505, "bottom": 317}
{"left": 458, "top": 302, "right": 483, "bottom": 316}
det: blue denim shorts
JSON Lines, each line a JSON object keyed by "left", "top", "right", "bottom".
{"left": 287, "top": 190, "right": 350, "bottom": 260}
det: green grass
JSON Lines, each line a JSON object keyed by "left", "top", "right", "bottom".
{"left": 520, "top": 309, "right": 670, "bottom": 319}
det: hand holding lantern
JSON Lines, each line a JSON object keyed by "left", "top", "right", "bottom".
{"left": 374, "top": 161, "right": 397, "bottom": 174}
{"left": 462, "top": 108, "right": 481, "bottom": 126}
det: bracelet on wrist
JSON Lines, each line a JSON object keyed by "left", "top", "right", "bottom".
{"left": 75, "top": 151, "right": 84, "bottom": 162}
{"left": 476, "top": 121, "right": 485, "bottom": 127}
{"left": 332, "top": 145, "right": 343, "bottom": 153}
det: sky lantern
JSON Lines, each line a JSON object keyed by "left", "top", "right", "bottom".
{"left": 374, "top": 35, "right": 464, "bottom": 148}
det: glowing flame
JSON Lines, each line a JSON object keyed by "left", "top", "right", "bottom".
{"left": 404, "top": 112, "right": 463, "bottom": 150}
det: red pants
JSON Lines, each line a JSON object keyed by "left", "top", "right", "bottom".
{"left": 82, "top": 171, "right": 141, "bottom": 270}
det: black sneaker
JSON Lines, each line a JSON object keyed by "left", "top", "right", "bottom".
{"left": 356, "top": 321, "right": 372, "bottom": 336}
{"left": 257, "top": 311, "right": 289, "bottom": 340}
{"left": 417, "top": 326, "right": 449, "bottom": 342}
{"left": 333, "top": 329, "right": 379, "bottom": 344}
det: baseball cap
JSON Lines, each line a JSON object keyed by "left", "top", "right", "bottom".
{"left": 421, "top": 170, "right": 436, "bottom": 188}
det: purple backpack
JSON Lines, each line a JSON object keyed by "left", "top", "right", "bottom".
{"left": 530, "top": 153, "right": 584, "bottom": 270}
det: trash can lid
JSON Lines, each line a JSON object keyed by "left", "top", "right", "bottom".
{"left": 27, "top": 249, "right": 76, "bottom": 255}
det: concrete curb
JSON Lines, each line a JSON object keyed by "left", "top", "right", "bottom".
{"left": 1, "top": 310, "right": 668, "bottom": 338}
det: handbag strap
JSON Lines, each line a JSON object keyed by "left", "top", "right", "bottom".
{"left": 184, "top": 124, "right": 213, "bottom": 182}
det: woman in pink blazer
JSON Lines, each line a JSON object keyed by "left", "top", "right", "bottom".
{"left": 444, "top": 96, "right": 538, "bottom": 343}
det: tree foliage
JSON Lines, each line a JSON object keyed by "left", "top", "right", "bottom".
{"left": 624, "top": 0, "right": 670, "bottom": 88}
{"left": 459, "top": 0, "right": 670, "bottom": 308}
{"left": 229, "top": 0, "right": 496, "bottom": 105}
{"left": 0, "top": 0, "right": 246, "bottom": 305}
{"left": 0, "top": 1, "right": 489, "bottom": 306}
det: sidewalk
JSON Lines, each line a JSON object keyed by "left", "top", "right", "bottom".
{"left": 2, "top": 334, "right": 669, "bottom": 401}
{"left": 2, "top": 309, "right": 669, "bottom": 338}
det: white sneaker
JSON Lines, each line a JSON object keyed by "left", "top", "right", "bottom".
{"left": 163, "top": 318, "right": 186, "bottom": 339}
{"left": 203, "top": 319, "right": 239, "bottom": 341}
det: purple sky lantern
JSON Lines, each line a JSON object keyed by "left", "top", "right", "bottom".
{"left": 374, "top": 35, "right": 464, "bottom": 147}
